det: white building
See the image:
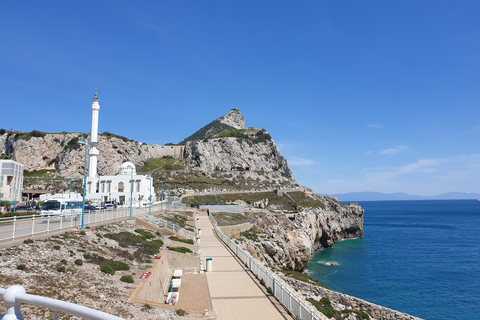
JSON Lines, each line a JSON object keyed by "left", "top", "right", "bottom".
{"left": 83, "top": 91, "right": 155, "bottom": 207}
{"left": 85, "top": 161, "right": 154, "bottom": 207}
{"left": 0, "top": 160, "right": 24, "bottom": 205}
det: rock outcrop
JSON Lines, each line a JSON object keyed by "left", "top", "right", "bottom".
{"left": 217, "top": 108, "right": 246, "bottom": 129}
{"left": 185, "top": 135, "right": 292, "bottom": 177}
{"left": 0, "top": 132, "right": 177, "bottom": 178}
{"left": 240, "top": 195, "right": 363, "bottom": 271}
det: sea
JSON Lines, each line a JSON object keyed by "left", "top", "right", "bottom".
{"left": 306, "top": 200, "right": 480, "bottom": 320}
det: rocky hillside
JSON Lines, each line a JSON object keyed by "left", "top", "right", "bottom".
{"left": 0, "top": 109, "right": 296, "bottom": 192}
{"left": 0, "top": 131, "right": 162, "bottom": 179}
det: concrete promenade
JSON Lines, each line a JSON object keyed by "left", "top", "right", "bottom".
{"left": 197, "top": 211, "right": 292, "bottom": 320}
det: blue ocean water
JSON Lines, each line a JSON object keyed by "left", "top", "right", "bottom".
{"left": 307, "top": 200, "right": 480, "bottom": 320}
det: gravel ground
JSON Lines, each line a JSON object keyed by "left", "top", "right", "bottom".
{"left": 0, "top": 221, "right": 204, "bottom": 320}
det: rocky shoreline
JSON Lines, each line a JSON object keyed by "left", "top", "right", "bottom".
{"left": 279, "top": 275, "right": 423, "bottom": 320}
{"left": 231, "top": 195, "right": 364, "bottom": 272}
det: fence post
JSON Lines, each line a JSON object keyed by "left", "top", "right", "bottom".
{"left": 31, "top": 215, "right": 35, "bottom": 236}
{"left": 12, "top": 216, "right": 16, "bottom": 240}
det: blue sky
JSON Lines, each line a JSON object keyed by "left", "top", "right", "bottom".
{"left": 1, "top": 1, "right": 479, "bottom": 196}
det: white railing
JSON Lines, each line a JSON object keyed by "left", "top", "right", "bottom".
{"left": 208, "top": 214, "right": 327, "bottom": 320}
{"left": 0, "top": 205, "right": 155, "bottom": 242}
{"left": 140, "top": 214, "right": 195, "bottom": 240}
{"left": 200, "top": 204, "right": 245, "bottom": 214}
{"left": 0, "top": 285, "right": 125, "bottom": 320}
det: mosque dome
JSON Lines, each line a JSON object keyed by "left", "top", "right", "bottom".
{"left": 119, "top": 162, "right": 136, "bottom": 175}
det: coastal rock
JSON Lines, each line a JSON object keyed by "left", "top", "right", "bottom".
{"left": 240, "top": 195, "right": 364, "bottom": 271}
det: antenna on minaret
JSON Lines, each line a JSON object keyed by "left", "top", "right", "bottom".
{"left": 94, "top": 88, "right": 98, "bottom": 100}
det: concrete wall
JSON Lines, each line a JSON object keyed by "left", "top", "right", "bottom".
{"left": 136, "top": 254, "right": 171, "bottom": 303}
{"left": 147, "top": 145, "right": 185, "bottom": 159}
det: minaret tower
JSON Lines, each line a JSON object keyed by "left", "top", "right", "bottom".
{"left": 88, "top": 89, "right": 100, "bottom": 179}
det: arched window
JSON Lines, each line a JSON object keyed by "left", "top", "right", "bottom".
{"left": 118, "top": 182, "right": 124, "bottom": 193}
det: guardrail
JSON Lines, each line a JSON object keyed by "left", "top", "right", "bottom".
{"left": 0, "top": 205, "right": 154, "bottom": 242}
{"left": 0, "top": 285, "right": 125, "bottom": 320}
{"left": 208, "top": 214, "right": 327, "bottom": 320}
{"left": 138, "top": 214, "right": 195, "bottom": 240}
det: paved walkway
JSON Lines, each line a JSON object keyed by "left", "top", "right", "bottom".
{"left": 177, "top": 274, "right": 211, "bottom": 312}
{"left": 198, "top": 211, "right": 292, "bottom": 320}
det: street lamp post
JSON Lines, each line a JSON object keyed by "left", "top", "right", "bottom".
{"left": 12, "top": 186, "right": 16, "bottom": 213}
{"left": 128, "top": 165, "right": 134, "bottom": 219}
{"left": 166, "top": 184, "right": 170, "bottom": 211}
{"left": 78, "top": 140, "right": 88, "bottom": 231}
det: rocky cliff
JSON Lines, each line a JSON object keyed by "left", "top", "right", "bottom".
{"left": 239, "top": 195, "right": 363, "bottom": 271}
{"left": 0, "top": 132, "right": 167, "bottom": 178}
{"left": 185, "top": 135, "right": 292, "bottom": 177}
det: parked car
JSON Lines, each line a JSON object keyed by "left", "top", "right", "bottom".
{"left": 16, "top": 206, "right": 34, "bottom": 211}
{"left": 84, "top": 205, "right": 97, "bottom": 212}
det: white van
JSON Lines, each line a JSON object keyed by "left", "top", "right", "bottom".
{"left": 40, "top": 199, "right": 83, "bottom": 221}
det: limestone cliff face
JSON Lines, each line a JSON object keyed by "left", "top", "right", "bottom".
{"left": 217, "top": 108, "right": 246, "bottom": 129}
{"left": 0, "top": 132, "right": 180, "bottom": 178}
{"left": 241, "top": 196, "right": 364, "bottom": 271}
{"left": 185, "top": 135, "right": 293, "bottom": 177}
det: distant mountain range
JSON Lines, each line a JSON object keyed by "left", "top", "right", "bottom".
{"left": 325, "top": 191, "right": 480, "bottom": 201}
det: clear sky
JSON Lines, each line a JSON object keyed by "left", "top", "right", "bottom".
{"left": 1, "top": 1, "right": 479, "bottom": 196}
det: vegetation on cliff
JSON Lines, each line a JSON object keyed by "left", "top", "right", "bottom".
{"left": 139, "top": 157, "right": 188, "bottom": 172}
{"left": 179, "top": 119, "right": 236, "bottom": 144}
{"left": 182, "top": 190, "right": 326, "bottom": 211}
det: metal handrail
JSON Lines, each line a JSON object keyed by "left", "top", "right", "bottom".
{"left": 139, "top": 213, "right": 195, "bottom": 240}
{"left": 0, "top": 205, "right": 159, "bottom": 242}
{"left": 0, "top": 285, "right": 125, "bottom": 320}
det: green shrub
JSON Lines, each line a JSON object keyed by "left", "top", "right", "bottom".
{"left": 101, "top": 260, "right": 130, "bottom": 272}
{"left": 64, "top": 137, "right": 81, "bottom": 151}
{"left": 120, "top": 275, "right": 134, "bottom": 283}
{"left": 100, "top": 264, "right": 115, "bottom": 275}
{"left": 53, "top": 245, "right": 61, "bottom": 250}
{"left": 307, "top": 297, "right": 337, "bottom": 318}
{"left": 176, "top": 309, "right": 186, "bottom": 316}
{"left": 56, "top": 266, "right": 66, "bottom": 273}
{"left": 169, "top": 236, "right": 194, "bottom": 245}
{"left": 135, "top": 229, "right": 155, "bottom": 239}
{"left": 74, "top": 259, "right": 83, "bottom": 266}
{"left": 17, "top": 264, "right": 26, "bottom": 271}
{"left": 267, "top": 286, "right": 273, "bottom": 295}
{"left": 240, "top": 228, "right": 261, "bottom": 241}
{"left": 167, "top": 247, "right": 193, "bottom": 254}
{"left": 83, "top": 253, "right": 93, "bottom": 260}
{"left": 260, "top": 278, "right": 266, "bottom": 287}
{"left": 60, "top": 259, "right": 67, "bottom": 265}
{"left": 141, "top": 303, "right": 152, "bottom": 311}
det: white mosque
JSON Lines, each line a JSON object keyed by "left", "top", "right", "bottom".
{"left": 84, "top": 91, "right": 156, "bottom": 207}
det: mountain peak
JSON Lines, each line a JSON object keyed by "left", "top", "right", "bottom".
{"left": 217, "top": 108, "right": 246, "bottom": 130}
{"left": 180, "top": 109, "right": 247, "bottom": 144}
